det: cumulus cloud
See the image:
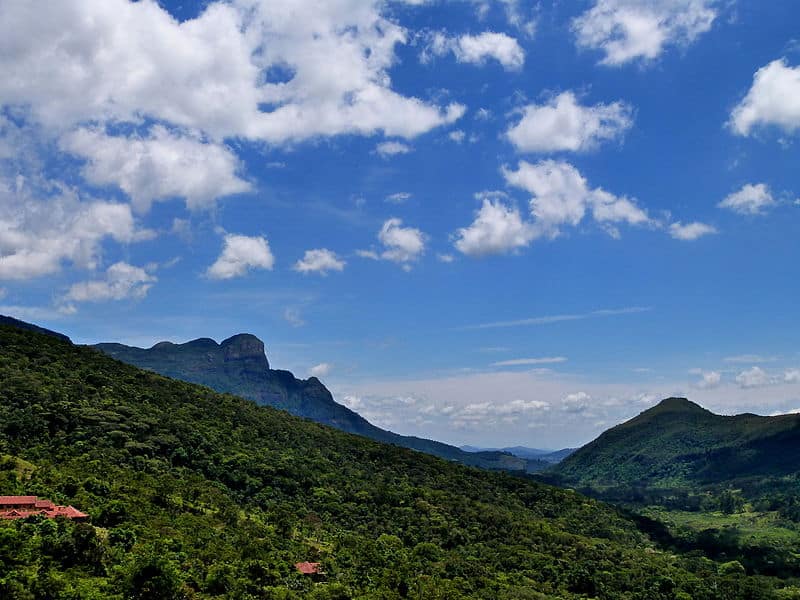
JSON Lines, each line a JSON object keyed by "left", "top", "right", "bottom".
{"left": 424, "top": 31, "right": 525, "bottom": 70}
{"left": 377, "top": 218, "right": 426, "bottom": 266}
{"left": 64, "top": 262, "right": 156, "bottom": 303}
{"left": 0, "top": 177, "right": 148, "bottom": 280}
{"left": 309, "top": 362, "right": 333, "bottom": 378}
{"left": 502, "top": 159, "right": 651, "bottom": 237}
{"left": 718, "top": 183, "right": 775, "bottom": 215}
{"left": 206, "top": 234, "right": 274, "bottom": 280}
{"left": 293, "top": 248, "right": 346, "bottom": 275}
{"left": 690, "top": 369, "right": 721, "bottom": 389}
{"left": 0, "top": 0, "right": 464, "bottom": 143}
{"left": 669, "top": 221, "right": 718, "bottom": 240}
{"left": 785, "top": 369, "right": 800, "bottom": 384}
{"left": 736, "top": 366, "right": 773, "bottom": 389}
{"left": 572, "top": 0, "right": 719, "bottom": 66}
{"left": 61, "top": 126, "right": 250, "bottom": 213}
{"left": 453, "top": 194, "right": 537, "bottom": 256}
{"left": 730, "top": 59, "right": 800, "bottom": 137}
{"left": 562, "top": 392, "right": 592, "bottom": 413}
{"left": 506, "top": 92, "right": 633, "bottom": 153}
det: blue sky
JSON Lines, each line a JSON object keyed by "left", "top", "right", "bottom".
{"left": 1, "top": 0, "right": 799, "bottom": 447}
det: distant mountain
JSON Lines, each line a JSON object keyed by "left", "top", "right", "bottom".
{"left": 461, "top": 445, "right": 575, "bottom": 463}
{"left": 95, "top": 335, "right": 549, "bottom": 474}
{"left": 0, "top": 314, "right": 71, "bottom": 343}
{"left": 549, "top": 397, "right": 800, "bottom": 489}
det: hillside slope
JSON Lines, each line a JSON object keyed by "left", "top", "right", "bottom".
{"left": 0, "top": 323, "right": 786, "bottom": 598}
{"left": 95, "top": 336, "right": 546, "bottom": 473}
{"left": 550, "top": 397, "right": 800, "bottom": 489}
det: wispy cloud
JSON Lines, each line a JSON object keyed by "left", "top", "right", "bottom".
{"left": 492, "top": 357, "right": 567, "bottom": 367}
{"left": 724, "top": 354, "right": 778, "bottom": 364}
{"left": 460, "top": 306, "right": 652, "bottom": 330}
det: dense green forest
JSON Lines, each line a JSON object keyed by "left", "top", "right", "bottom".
{"left": 544, "top": 397, "right": 800, "bottom": 584}
{"left": 2, "top": 323, "right": 799, "bottom": 598}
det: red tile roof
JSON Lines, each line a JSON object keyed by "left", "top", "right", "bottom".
{"left": 0, "top": 496, "right": 37, "bottom": 506}
{"left": 295, "top": 561, "right": 322, "bottom": 575}
{"left": 0, "top": 496, "right": 88, "bottom": 520}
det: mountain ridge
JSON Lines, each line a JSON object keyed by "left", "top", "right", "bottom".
{"left": 548, "top": 396, "right": 800, "bottom": 489}
{"left": 94, "top": 334, "right": 548, "bottom": 474}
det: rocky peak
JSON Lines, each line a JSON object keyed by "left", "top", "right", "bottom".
{"left": 220, "top": 333, "right": 269, "bottom": 369}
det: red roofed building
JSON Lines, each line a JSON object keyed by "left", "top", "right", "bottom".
{"left": 295, "top": 561, "right": 323, "bottom": 577}
{"left": 0, "top": 496, "right": 88, "bottom": 521}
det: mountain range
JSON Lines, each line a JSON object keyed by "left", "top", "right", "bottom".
{"left": 549, "top": 397, "right": 800, "bottom": 490}
{"left": 461, "top": 445, "right": 575, "bottom": 463}
{"left": 94, "top": 334, "right": 549, "bottom": 474}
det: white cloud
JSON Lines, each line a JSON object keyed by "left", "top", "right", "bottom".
{"left": 376, "top": 141, "right": 412, "bottom": 157}
{"left": 437, "top": 253, "right": 455, "bottom": 263}
{"left": 386, "top": 192, "right": 412, "bottom": 204}
{"left": 65, "top": 262, "right": 156, "bottom": 303}
{"left": 562, "top": 392, "right": 591, "bottom": 413}
{"left": 462, "top": 306, "right": 651, "bottom": 330}
{"left": 206, "top": 233, "right": 274, "bottom": 280}
{"left": 502, "top": 159, "right": 650, "bottom": 237}
{"left": 453, "top": 194, "right": 537, "bottom": 256}
{"left": 293, "top": 248, "right": 346, "bottom": 275}
{"left": 572, "top": 0, "right": 718, "bottom": 66}
{"left": 356, "top": 249, "right": 380, "bottom": 260}
{"left": 718, "top": 183, "right": 775, "bottom": 215}
{"left": 506, "top": 92, "right": 633, "bottom": 153}
{"left": 724, "top": 354, "right": 777, "bottom": 364}
{"left": 690, "top": 369, "right": 721, "bottom": 389}
{"left": 0, "top": 178, "right": 147, "bottom": 281}
{"left": 377, "top": 218, "right": 426, "bottom": 266}
{"left": 0, "top": 0, "right": 464, "bottom": 143}
{"left": 736, "top": 366, "right": 773, "bottom": 389}
{"left": 730, "top": 59, "right": 800, "bottom": 137}
{"left": 283, "top": 307, "right": 305, "bottom": 327}
{"left": 424, "top": 31, "right": 525, "bottom": 70}
{"left": 448, "top": 130, "right": 466, "bottom": 143}
{"left": 669, "top": 221, "right": 718, "bottom": 240}
{"left": 309, "top": 362, "right": 333, "bottom": 378}
{"left": 61, "top": 126, "right": 250, "bottom": 213}
{"left": 785, "top": 369, "right": 800, "bottom": 384}
{"left": 492, "top": 357, "right": 567, "bottom": 367}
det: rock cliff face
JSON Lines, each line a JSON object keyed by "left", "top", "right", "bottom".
{"left": 221, "top": 334, "right": 269, "bottom": 368}
{"left": 94, "top": 334, "right": 549, "bottom": 474}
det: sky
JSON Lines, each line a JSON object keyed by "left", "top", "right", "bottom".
{"left": 1, "top": 0, "right": 799, "bottom": 449}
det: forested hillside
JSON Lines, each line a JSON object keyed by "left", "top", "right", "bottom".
{"left": 1, "top": 323, "right": 795, "bottom": 598}
{"left": 94, "top": 336, "right": 546, "bottom": 473}
{"left": 550, "top": 397, "right": 800, "bottom": 490}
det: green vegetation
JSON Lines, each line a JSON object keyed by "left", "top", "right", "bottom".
{"left": 94, "top": 336, "right": 547, "bottom": 473}
{"left": 545, "top": 397, "right": 800, "bottom": 585}
{"left": 1, "top": 323, "right": 796, "bottom": 598}
{"left": 549, "top": 397, "right": 800, "bottom": 490}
